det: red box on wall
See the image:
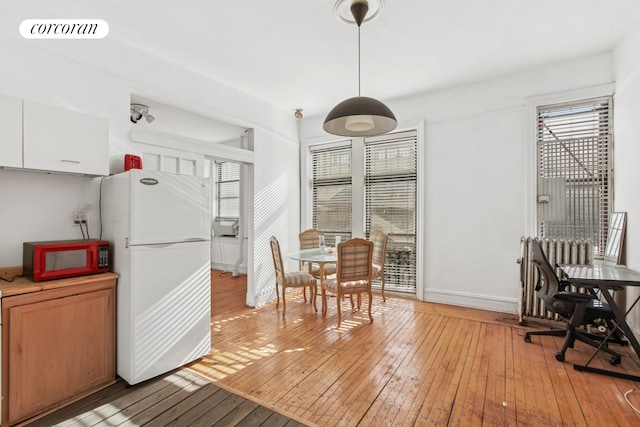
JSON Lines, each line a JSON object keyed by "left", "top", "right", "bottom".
{"left": 124, "top": 154, "right": 142, "bottom": 171}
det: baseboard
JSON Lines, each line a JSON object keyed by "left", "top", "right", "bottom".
{"left": 424, "top": 288, "right": 518, "bottom": 314}
{"left": 210, "top": 262, "right": 247, "bottom": 275}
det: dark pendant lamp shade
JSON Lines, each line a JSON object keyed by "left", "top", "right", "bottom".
{"left": 323, "top": 0, "right": 397, "bottom": 137}
{"left": 323, "top": 96, "right": 397, "bottom": 137}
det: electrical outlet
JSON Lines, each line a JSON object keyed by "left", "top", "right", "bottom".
{"left": 73, "top": 212, "right": 88, "bottom": 224}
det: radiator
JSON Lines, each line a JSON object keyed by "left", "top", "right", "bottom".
{"left": 517, "top": 236, "right": 593, "bottom": 324}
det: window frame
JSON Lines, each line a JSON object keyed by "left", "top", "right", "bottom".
{"left": 525, "top": 85, "right": 616, "bottom": 245}
{"left": 301, "top": 120, "right": 424, "bottom": 299}
{"left": 364, "top": 130, "right": 418, "bottom": 292}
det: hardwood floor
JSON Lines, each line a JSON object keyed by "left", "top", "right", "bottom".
{"left": 25, "top": 270, "right": 640, "bottom": 426}
{"left": 191, "top": 272, "right": 640, "bottom": 426}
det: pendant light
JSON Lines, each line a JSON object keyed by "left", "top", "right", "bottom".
{"left": 323, "top": 0, "right": 397, "bottom": 137}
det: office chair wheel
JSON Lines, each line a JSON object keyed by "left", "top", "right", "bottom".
{"left": 524, "top": 333, "right": 531, "bottom": 343}
{"left": 555, "top": 352, "right": 565, "bottom": 362}
{"left": 610, "top": 355, "right": 621, "bottom": 366}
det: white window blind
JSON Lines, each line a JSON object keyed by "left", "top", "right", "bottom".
{"left": 365, "top": 130, "right": 417, "bottom": 291}
{"left": 537, "top": 97, "right": 612, "bottom": 256}
{"left": 311, "top": 144, "right": 352, "bottom": 245}
{"left": 216, "top": 161, "right": 240, "bottom": 219}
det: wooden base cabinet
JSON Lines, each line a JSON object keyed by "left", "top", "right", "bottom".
{"left": 1, "top": 277, "right": 116, "bottom": 426}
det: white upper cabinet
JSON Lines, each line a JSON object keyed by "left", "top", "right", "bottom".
{"left": 23, "top": 101, "right": 109, "bottom": 176}
{"left": 0, "top": 95, "right": 23, "bottom": 168}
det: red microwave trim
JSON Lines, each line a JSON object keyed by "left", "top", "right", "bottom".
{"left": 23, "top": 239, "right": 110, "bottom": 281}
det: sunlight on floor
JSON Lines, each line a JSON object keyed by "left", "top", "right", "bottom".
{"left": 195, "top": 290, "right": 393, "bottom": 382}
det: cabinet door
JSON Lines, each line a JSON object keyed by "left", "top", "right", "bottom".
{"left": 23, "top": 101, "right": 109, "bottom": 176}
{"left": 7, "top": 288, "right": 115, "bottom": 425}
{"left": 0, "top": 95, "right": 23, "bottom": 168}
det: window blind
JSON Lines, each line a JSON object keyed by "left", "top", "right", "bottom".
{"left": 537, "top": 97, "right": 612, "bottom": 256}
{"left": 365, "top": 130, "right": 417, "bottom": 291}
{"left": 217, "top": 161, "right": 240, "bottom": 219}
{"left": 311, "top": 144, "right": 352, "bottom": 244}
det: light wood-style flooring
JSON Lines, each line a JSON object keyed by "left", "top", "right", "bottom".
{"left": 191, "top": 271, "right": 640, "bottom": 426}
{"left": 27, "top": 270, "right": 640, "bottom": 426}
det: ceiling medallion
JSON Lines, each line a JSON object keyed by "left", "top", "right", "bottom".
{"left": 333, "top": 0, "right": 385, "bottom": 25}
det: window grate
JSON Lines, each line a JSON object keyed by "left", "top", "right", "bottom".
{"left": 537, "top": 97, "right": 612, "bottom": 256}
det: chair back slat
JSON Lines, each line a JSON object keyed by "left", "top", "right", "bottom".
{"left": 369, "top": 230, "right": 388, "bottom": 266}
{"left": 270, "top": 236, "right": 285, "bottom": 286}
{"left": 299, "top": 229, "right": 324, "bottom": 249}
{"left": 338, "top": 238, "right": 373, "bottom": 281}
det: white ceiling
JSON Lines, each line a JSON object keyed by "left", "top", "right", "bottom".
{"left": 8, "top": 1, "right": 640, "bottom": 120}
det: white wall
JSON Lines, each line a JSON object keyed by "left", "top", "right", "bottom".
{"left": 0, "top": 31, "right": 300, "bottom": 308}
{"left": 250, "top": 128, "right": 302, "bottom": 308}
{"left": 613, "top": 22, "right": 640, "bottom": 329}
{"left": 300, "top": 53, "right": 614, "bottom": 313}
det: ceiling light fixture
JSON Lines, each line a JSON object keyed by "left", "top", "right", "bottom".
{"left": 323, "top": 0, "right": 396, "bottom": 137}
{"left": 130, "top": 103, "right": 155, "bottom": 123}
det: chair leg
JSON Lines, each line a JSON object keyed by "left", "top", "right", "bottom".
{"left": 275, "top": 281, "right": 280, "bottom": 308}
{"left": 337, "top": 292, "right": 342, "bottom": 328}
{"left": 281, "top": 284, "right": 286, "bottom": 318}
{"left": 574, "top": 331, "right": 622, "bottom": 362}
{"left": 321, "top": 288, "right": 328, "bottom": 317}
{"left": 380, "top": 275, "right": 386, "bottom": 302}
{"left": 311, "top": 283, "right": 318, "bottom": 312}
{"left": 367, "top": 290, "right": 373, "bottom": 323}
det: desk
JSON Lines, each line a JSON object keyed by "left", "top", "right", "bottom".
{"left": 561, "top": 264, "right": 640, "bottom": 380}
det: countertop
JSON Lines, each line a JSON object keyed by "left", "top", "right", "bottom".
{"left": 0, "top": 272, "right": 118, "bottom": 298}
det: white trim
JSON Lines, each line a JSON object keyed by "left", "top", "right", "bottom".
{"left": 523, "top": 84, "right": 615, "bottom": 237}
{"left": 130, "top": 130, "right": 254, "bottom": 164}
{"left": 425, "top": 288, "right": 518, "bottom": 314}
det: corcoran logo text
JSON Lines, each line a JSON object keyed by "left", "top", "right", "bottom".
{"left": 20, "top": 19, "right": 109, "bottom": 39}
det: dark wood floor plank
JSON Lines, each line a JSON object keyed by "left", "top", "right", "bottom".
{"left": 164, "top": 388, "right": 234, "bottom": 427}
{"left": 235, "top": 404, "right": 281, "bottom": 426}
{"left": 142, "top": 384, "right": 223, "bottom": 426}
{"left": 212, "top": 399, "right": 261, "bottom": 426}
{"left": 189, "top": 393, "right": 247, "bottom": 427}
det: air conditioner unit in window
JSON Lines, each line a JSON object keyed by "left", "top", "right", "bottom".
{"left": 213, "top": 219, "right": 239, "bottom": 237}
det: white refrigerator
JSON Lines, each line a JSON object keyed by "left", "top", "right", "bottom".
{"left": 102, "top": 169, "right": 211, "bottom": 385}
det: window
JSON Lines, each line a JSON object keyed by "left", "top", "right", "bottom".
{"left": 215, "top": 161, "right": 240, "bottom": 220}
{"left": 310, "top": 144, "right": 352, "bottom": 245}
{"left": 365, "top": 130, "right": 417, "bottom": 291}
{"left": 536, "top": 97, "right": 612, "bottom": 256}
{"left": 140, "top": 146, "right": 198, "bottom": 176}
{"left": 309, "top": 130, "right": 418, "bottom": 294}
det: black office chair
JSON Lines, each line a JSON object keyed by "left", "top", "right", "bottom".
{"left": 524, "top": 240, "right": 621, "bottom": 365}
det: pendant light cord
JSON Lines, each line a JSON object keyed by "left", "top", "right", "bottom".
{"left": 357, "top": 24, "right": 361, "bottom": 97}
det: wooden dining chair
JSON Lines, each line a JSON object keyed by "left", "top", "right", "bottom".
{"left": 298, "top": 229, "right": 337, "bottom": 278}
{"left": 269, "top": 236, "right": 317, "bottom": 318}
{"left": 369, "top": 229, "right": 389, "bottom": 302}
{"left": 321, "top": 238, "right": 374, "bottom": 329}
